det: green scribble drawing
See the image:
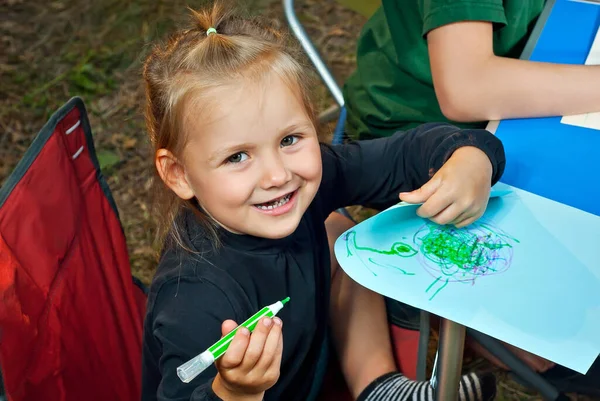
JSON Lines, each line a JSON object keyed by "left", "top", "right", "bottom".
{"left": 343, "top": 221, "right": 518, "bottom": 300}
{"left": 425, "top": 276, "right": 449, "bottom": 301}
{"left": 367, "top": 258, "right": 416, "bottom": 276}
{"left": 345, "top": 230, "right": 417, "bottom": 258}
{"left": 345, "top": 230, "right": 418, "bottom": 276}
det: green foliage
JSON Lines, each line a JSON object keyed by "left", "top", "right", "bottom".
{"left": 96, "top": 150, "right": 120, "bottom": 170}
{"left": 337, "top": 0, "right": 380, "bottom": 18}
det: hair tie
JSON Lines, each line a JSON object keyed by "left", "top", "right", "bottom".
{"left": 206, "top": 27, "right": 217, "bottom": 36}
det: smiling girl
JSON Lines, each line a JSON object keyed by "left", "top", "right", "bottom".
{"left": 140, "top": 3, "right": 505, "bottom": 401}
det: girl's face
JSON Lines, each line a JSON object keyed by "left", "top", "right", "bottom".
{"left": 172, "top": 72, "right": 322, "bottom": 239}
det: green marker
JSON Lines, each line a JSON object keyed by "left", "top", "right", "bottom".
{"left": 176, "top": 297, "right": 290, "bottom": 383}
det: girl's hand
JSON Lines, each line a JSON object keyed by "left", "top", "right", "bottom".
{"left": 399, "top": 146, "right": 493, "bottom": 228}
{"left": 212, "top": 317, "right": 283, "bottom": 401}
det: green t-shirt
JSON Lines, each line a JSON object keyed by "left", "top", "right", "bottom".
{"left": 343, "top": 0, "right": 547, "bottom": 139}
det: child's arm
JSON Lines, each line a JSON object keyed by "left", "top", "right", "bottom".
{"left": 143, "top": 279, "right": 282, "bottom": 401}
{"left": 428, "top": 21, "right": 600, "bottom": 122}
{"left": 319, "top": 122, "right": 505, "bottom": 224}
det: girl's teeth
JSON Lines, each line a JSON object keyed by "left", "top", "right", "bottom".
{"left": 257, "top": 193, "right": 292, "bottom": 210}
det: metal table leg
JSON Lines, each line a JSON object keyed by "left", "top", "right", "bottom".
{"left": 435, "top": 319, "right": 466, "bottom": 401}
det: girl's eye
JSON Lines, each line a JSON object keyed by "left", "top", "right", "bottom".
{"left": 227, "top": 152, "right": 249, "bottom": 164}
{"left": 281, "top": 135, "right": 299, "bottom": 147}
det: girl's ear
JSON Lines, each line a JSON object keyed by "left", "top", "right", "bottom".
{"left": 155, "top": 149, "right": 195, "bottom": 200}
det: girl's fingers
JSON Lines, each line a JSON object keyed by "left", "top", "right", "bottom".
{"left": 221, "top": 320, "right": 239, "bottom": 336}
{"left": 416, "top": 187, "right": 453, "bottom": 219}
{"left": 219, "top": 326, "right": 250, "bottom": 369}
{"left": 447, "top": 207, "right": 474, "bottom": 226}
{"left": 399, "top": 176, "right": 442, "bottom": 205}
{"left": 254, "top": 317, "right": 283, "bottom": 372}
{"left": 240, "top": 317, "right": 272, "bottom": 370}
{"left": 453, "top": 203, "right": 486, "bottom": 227}
{"left": 263, "top": 326, "right": 284, "bottom": 385}
{"left": 430, "top": 203, "right": 462, "bottom": 226}
{"left": 454, "top": 214, "right": 478, "bottom": 228}
{"left": 272, "top": 325, "right": 284, "bottom": 369}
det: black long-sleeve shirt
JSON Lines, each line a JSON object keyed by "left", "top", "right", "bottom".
{"left": 141, "top": 123, "right": 505, "bottom": 401}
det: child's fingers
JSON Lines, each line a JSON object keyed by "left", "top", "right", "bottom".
{"left": 221, "top": 320, "right": 239, "bottom": 336}
{"left": 218, "top": 326, "right": 250, "bottom": 369}
{"left": 455, "top": 214, "right": 481, "bottom": 228}
{"left": 429, "top": 203, "right": 462, "bottom": 226}
{"left": 415, "top": 187, "right": 453, "bottom": 219}
{"left": 265, "top": 336, "right": 284, "bottom": 385}
{"left": 240, "top": 317, "right": 272, "bottom": 370}
{"left": 260, "top": 324, "right": 284, "bottom": 387}
{"left": 399, "top": 177, "right": 441, "bottom": 205}
{"left": 271, "top": 324, "right": 284, "bottom": 370}
{"left": 452, "top": 202, "right": 486, "bottom": 227}
{"left": 254, "top": 317, "right": 283, "bottom": 372}
{"left": 453, "top": 213, "right": 479, "bottom": 228}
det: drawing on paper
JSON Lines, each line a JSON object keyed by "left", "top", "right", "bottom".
{"left": 414, "top": 222, "right": 518, "bottom": 300}
{"left": 342, "top": 221, "right": 519, "bottom": 300}
{"left": 345, "top": 230, "right": 417, "bottom": 276}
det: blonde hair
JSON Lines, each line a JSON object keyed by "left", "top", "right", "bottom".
{"left": 143, "top": 1, "right": 318, "bottom": 250}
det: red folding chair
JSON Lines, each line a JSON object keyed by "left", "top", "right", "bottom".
{"left": 0, "top": 97, "right": 370, "bottom": 401}
{"left": 0, "top": 97, "right": 147, "bottom": 401}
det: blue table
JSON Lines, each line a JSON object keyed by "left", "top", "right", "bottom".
{"left": 492, "top": 0, "right": 600, "bottom": 216}
{"left": 436, "top": 1, "right": 600, "bottom": 399}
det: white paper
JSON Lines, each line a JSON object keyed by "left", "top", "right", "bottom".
{"left": 560, "top": 26, "right": 600, "bottom": 131}
{"left": 568, "top": 0, "right": 600, "bottom": 5}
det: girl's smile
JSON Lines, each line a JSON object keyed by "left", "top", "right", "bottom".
{"left": 253, "top": 189, "right": 298, "bottom": 216}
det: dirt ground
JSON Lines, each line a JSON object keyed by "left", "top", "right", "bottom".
{"left": 0, "top": 0, "right": 597, "bottom": 400}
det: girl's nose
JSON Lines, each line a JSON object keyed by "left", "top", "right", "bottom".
{"left": 260, "top": 154, "right": 291, "bottom": 189}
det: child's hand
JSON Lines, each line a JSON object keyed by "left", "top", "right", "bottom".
{"left": 399, "top": 146, "right": 493, "bottom": 228}
{"left": 212, "top": 317, "right": 283, "bottom": 401}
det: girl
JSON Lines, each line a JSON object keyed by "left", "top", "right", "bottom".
{"left": 141, "top": 3, "right": 505, "bottom": 401}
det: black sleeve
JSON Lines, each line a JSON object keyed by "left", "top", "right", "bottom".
{"left": 150, "top": 277, "right": 241, "bottom": 401}
{"left": 318, "top": 122, "right": 505, "bottom": 213}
